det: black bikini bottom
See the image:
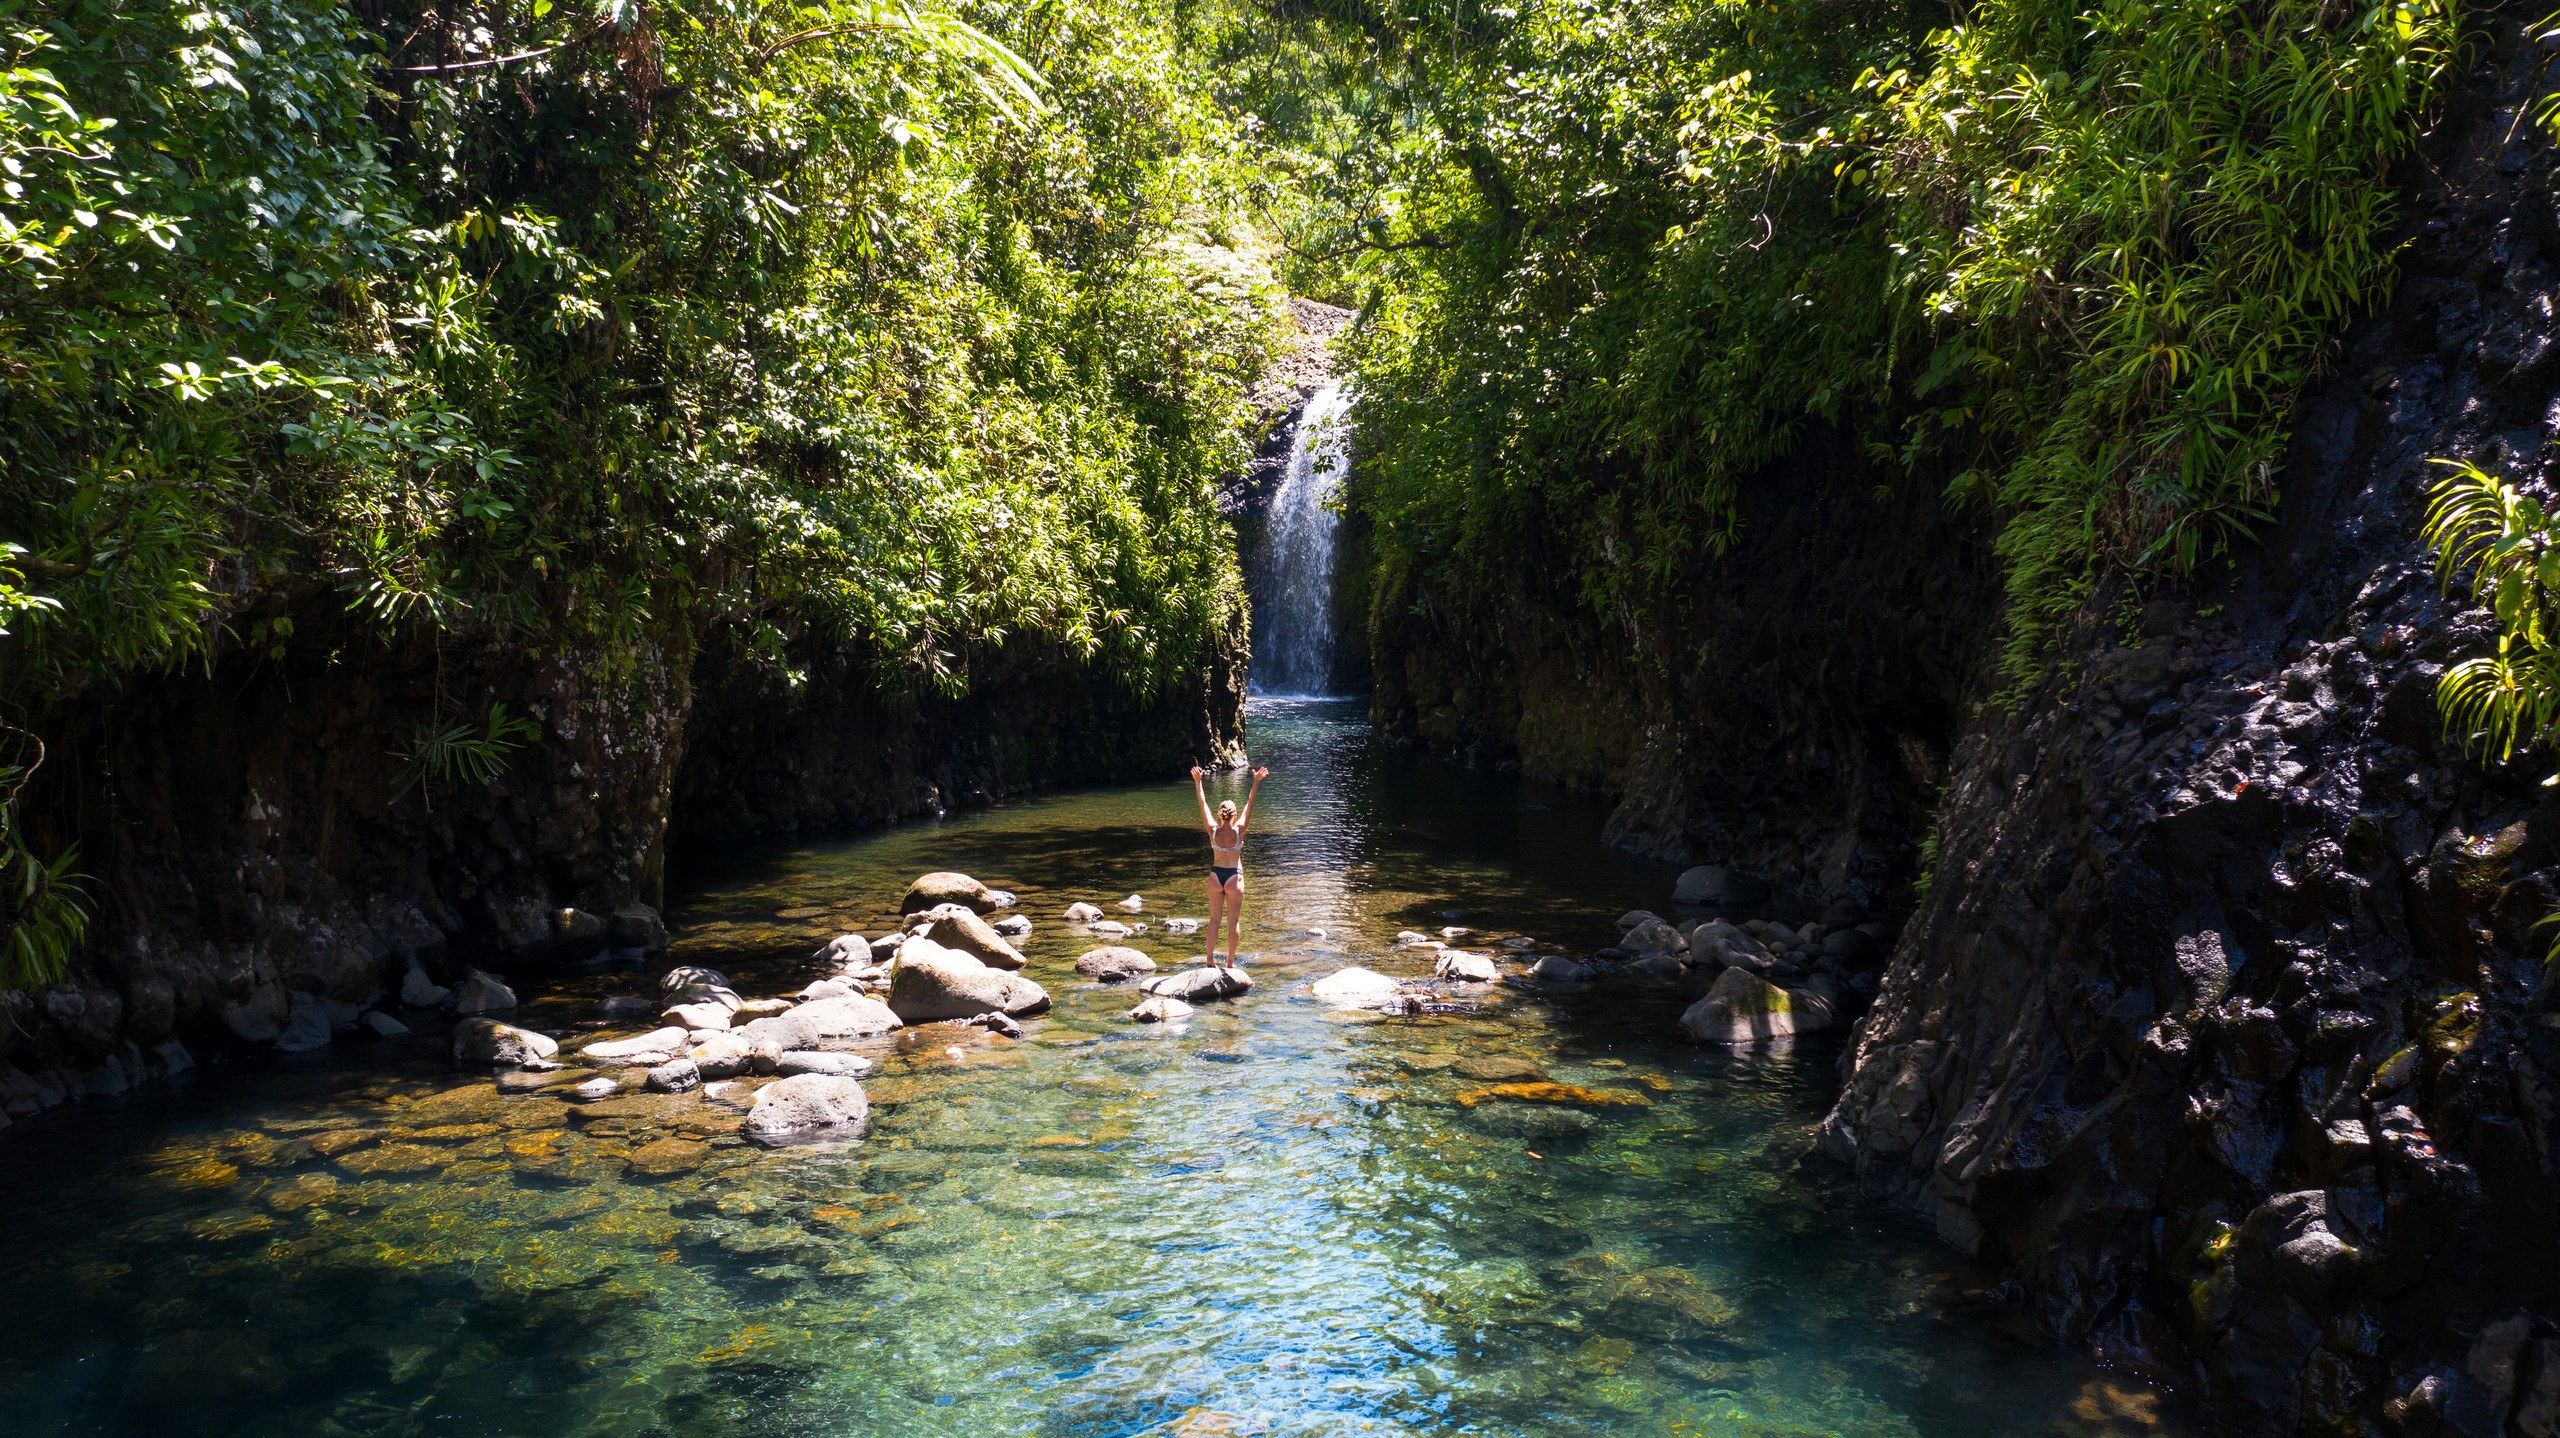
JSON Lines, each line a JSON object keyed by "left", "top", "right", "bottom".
{"left": 1210, "top": 866, "right": 1240, "bottom": 885}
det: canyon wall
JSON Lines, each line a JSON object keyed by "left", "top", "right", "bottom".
{"left": 1368, "top": 25, "right": 2560, "bottom": 1434}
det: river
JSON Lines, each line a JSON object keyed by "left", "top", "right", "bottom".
{"left": 0, "top": 697, "right": 2186, "bottom": 1437}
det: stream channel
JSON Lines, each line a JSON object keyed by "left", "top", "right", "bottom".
{"left": 0, "top": 698, "right": 2191, "bottom": 1437}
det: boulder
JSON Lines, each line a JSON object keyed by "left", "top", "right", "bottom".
{"left": 1821, "top": 927, "right": 1883, "bottom": 963}
{"left": 735, "top": 998, "right": 795, "bottom": 1019}
{"left": 991, "top": 914, "right": 1032, "bottom": 938}
{"left": 609, "top": 904, "right": 671, "bottom": 951}
{"left": 1620, "top": 918, "right": 1685, "bottom": 955}
{"left": 869, "top": 933, "right": 904, "bottom": 960}
{"left": 275, "top": 995, "right": 334, "bottom": 1053}
{"left": 1128, "top": 995, "right": 1194, "bottom": 1023}
{"left": 658, "top": 965, "right": 732, "bottom": 998}
{"left": 798, "top": 977, "right": 858, "bottom": 1003}
{"left": 687, "top": 1031, "right": 754, "bottom": 1080}
{"left": 1524, "top": 955, "right": 1592, "bottom": 985}
{"left": 917, "top": 903, "right": 1028, "bottom": 969}
{"left": 778, "top": 1051, "right": 876, "bottom": 1078}
{"left": 1435, "top": 950, "right": 1500, "bottom": 983}
{"left": 744, "top": 1073, "right": 871, "bottom": 1145}
{"left": 450, "top": 970, "right": 518, "bottom": 1016}
{"left": 1615, "top": 910, "right": 1664, "bottom": 931}
{"left": 783, "top": 995, "right": 903, "bottom": 1041}
{"left": 811, "top": 933, "right": 870, "bottom": 966}
{"left": 644, "top": 1057, "right": 702, "bottom": 1094}
{"left": 985, "top": 889, "right": 1018, "bottom": 909}
{"left": 663, "top": 1002, "right": 733, "bottom": 1032}
{"left": 1076, "top": 946, "right": 1159, "bottom": 981}
{"left": 582, "top": 1026, "right": 690, "bottom": 1062}
{"left": 901, "top": 872, "right": 994, "bottom": 915}
{"left": 572, "top": 1075, "right": 621, "bottom": 1101}
{"left": 1116, "top": 894, "right": 1146, "bottom": 912}
{"left": 400, "top": 963, "right": 451, "bottom": 1009}
{"left": 1680, "top": 968, "right": 1834, "bottom": 1043}
{"left": 1672, "top": 865, "right": 1770, "bottom": 906}
{"left": 1064, "top": 902, "right": 1105, "bottom": 924}
{"left": 360, "top": 1010, "right": 411, "bottom": 1038}
{"left": 1819, "top": 899, "right": 1868, "bottom": 929}
{"left": 1636, "top": 950, "right": 1687, "bottom": 978}
{"left": 1310, "top": 967, "right": 1402, "bottom": 1007}
{"left": 1139, "top": 966, "right": 1255, "bottom": 1003}
{"left": 887, "top": 937, "right": 1053, "bottom": 1022}
{"left": 1688, "top": 920, "right": 1774, "bottom": 973}
{"left": 452, "top": 1018, "right": 560, "bottom": 1069}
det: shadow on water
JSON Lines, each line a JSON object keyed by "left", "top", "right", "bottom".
{"left": 0, "top": 697, "right": 2193, "bottom": 1438}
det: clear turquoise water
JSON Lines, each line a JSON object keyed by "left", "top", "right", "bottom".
{"left": 0, "top": 698, "right": 2185, "bottom": 1437}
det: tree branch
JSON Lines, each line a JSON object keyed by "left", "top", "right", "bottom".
{"left": 396, "top": 22, "right": 610, "bottom": 75}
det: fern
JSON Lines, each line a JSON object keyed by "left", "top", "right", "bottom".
{"left": 391, "top": 702, "right": 542, "bottom": 808}
{"left": 2423, "top": 458, "right": 2560, "bottom": 760}
{"left": 0, "top": 750, "right": 90, "bottom": 992}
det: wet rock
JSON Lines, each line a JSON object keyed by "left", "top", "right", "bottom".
{"left": 659, "top": 965, "right": 733, "bottom": 997}
{"left": 1139, "top": 965, "right": 1255, "bottom": 1003}
{"left": 400, "top": 963, "right": 451, "bottom": 1009}
{"left": 1673, "top": 866, "right": 1770, "bottom": 906}
{"left": 901, "top": 872, "right": 994, "bottom": 914}
{"left": 1454, "top": 1055, "right": 1545, "bottom": 1082}
{"left": 452, "top": 1018, "right": 560, "bottom": 1069}
{"left": 1128, "top": 995, "right": 1194, "bottom": 1023}
{"left": 991, "top": 914, "right": 1032, "bottom": 938}
{"left": 777, "top": 1051, "right": 875, "bottom": 1078}
{"left": 985, "top": 889, "right": 1018, "bottom": 909}
{"left": 811, "top": 933, "right": 870, "bottom": 966}
{"left": 744, "top": 1073, "right": 870, "bottom": 1144}
{"left": 1163, "top": 917, "right": 1201, "bottom": 934}
{"left": 1064, "top": 902, "right": 1105, "bottom": 923}
{"left": 1395, "top": 930, "right": 1437, "bottom": 947}
{"left": 1523, "top": 955, "right": 1592, "bottom": 985}
{"left": 645, "top": 1057, "right": 702, "bottom": 1093}
{"left": 627, "top": 1136, "right": 710, "bottom": 1177}
{"left": 583, "top": 1027, "right": 690, "bottom": 1062}
{"left": 663, "top": 1002, "right": 733, "bottom": 1032}
{"left": 1680, "top": 969, "right": 1817, "bottom": 1043}
{"left": 1435, "top": 950, "right": 1500, "bottom": 982}
{"left": 1116, "top": 893, "right": 1146, "bottom": 912}
{"left": 1089, "top": 919, "right": 1134, "bottom": 940}
{"left": 1457, "top": 1081, "right": 1651, "bottom": 1109}
{"left": 450, "top": 970, "right": 519, "bottom": 1016}
{"left": 1463, "top": 1103, "right": 1601, "bottom": 1143}
{"left": 1077, "top": 946, "right": 1159, "bottom": 981}
{"left": 961, "top": 1011, "right": 1024, "bottom": 1038}
{"left": 886, "top": 937, "right": 1052, "bottom": 1022}
{"left": 916, "top": 903, "right": 1028, "bottom": 969}
{"left": 1311, "top": 967, "right": 1403, "bottom": 1007}
{"left": 572, "top": 1076, "right": 621, "bottom": 1101}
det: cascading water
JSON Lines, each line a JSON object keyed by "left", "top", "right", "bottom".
{"left": 1251, "top": 382, "right": 1354, "bottom": 696}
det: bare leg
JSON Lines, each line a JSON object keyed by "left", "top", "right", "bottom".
{"left": 1221, "top": 876, "right": 1245, "bottom": 966}
{"left": 1203, "top": 875, "right": 1226, "bottom": 967}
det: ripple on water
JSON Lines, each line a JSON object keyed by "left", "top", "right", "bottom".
{"left": 0, "top": 699, "right": 2189, "bottom": 1437}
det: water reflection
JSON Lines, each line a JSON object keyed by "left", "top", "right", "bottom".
{"left": 0, "top": 698, "right": 2188, "bottom": 1437}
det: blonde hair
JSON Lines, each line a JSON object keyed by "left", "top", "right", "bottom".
{"left": 1216, "top": 799, "right": 1238, "bottom": 822}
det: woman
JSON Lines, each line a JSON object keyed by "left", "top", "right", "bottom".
{"left": 1189, "top": 763, "right": 1268, "bottom": 970}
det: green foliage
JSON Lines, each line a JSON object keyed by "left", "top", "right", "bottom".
{"left": 0, "top": 743, "right": 87, "bottom": 993}
{"left": 391, "top": 701, "right": 543, "bottom": 808}
{"left": 1256, "top": 0, "right": 2455, "bottom": 685}
{"left": 2423, "top": 457, "right": 2560, "bottom": 761}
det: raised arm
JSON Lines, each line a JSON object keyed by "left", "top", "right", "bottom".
{"left": 1190, "top": 765, "right": 1214, "bottom": 830}
{"left": 1236, "top": 766, "right": 1269, "bottom": 830}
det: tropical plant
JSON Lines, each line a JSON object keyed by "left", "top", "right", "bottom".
{"left": 391, "top": 702, "right": 545, "bottom": 808}
{"left": 2423, "top": 458, "right": 2560, "bottom": 762}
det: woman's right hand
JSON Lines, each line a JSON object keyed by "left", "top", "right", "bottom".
{"left": 1189, "top": 765, "right": 1205, "bottom": 779}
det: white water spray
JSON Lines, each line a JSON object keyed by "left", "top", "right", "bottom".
{"left": 1252, "top": 383, "right": 1354, "bottom": 697}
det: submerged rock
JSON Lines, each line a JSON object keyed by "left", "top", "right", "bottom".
{"left": 778, "top": 1051, "right": 875, "bottom": 1078}
{"left": 887, "top": 937, "right": 1051, "bottom": 1022}
{"left": 1076, "top": 946, "right": 1159, "bottom": 981}
{"left": 1139, "top": 965, "right": 1254, "bottom": 1003}
{"left": 1116, "top": 893, "right": 1146, "bottom": 912}
{"left": 901, "top": 872, "right": 994, "bottom": 915}
{"left": 452, "top": 1018, "right": 559, "bottom": 1069}
{"left": 745, "top": 1073, "right": 870, "bottom": 1144}
{"left": 1088, "top": 919, "right": 1134, "bottom": 940}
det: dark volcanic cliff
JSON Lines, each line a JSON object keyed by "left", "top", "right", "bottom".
{"left": 1369, "top": 25, "right": 2560, "bottom": 1434}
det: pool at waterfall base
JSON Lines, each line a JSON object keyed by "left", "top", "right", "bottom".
{"left": 0, "top": 698, "right": 2192, "bottom": 1437}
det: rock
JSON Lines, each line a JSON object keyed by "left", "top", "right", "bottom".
{"left": 452, "top": 1018, "right": 560, "bottom": 1069}
{"left": 784, "top": 995, "right": 904, "bottom": 1040}
{"left": 1164, "top": 917, "right": 1201, "bottom": 934}
{"left": 869, "top": 933, "right": 904, "bottom": 960}
{"left": 663, "top": 1002, "right": 733, "bottom": 1032}
{"left": 1116, "top": 893, "right": 1146, "bottom": 912}
{"left": 917, "top": 903, "right": 1028, "bottom": 969}
{"left": 1524, "top": 955, "right": 1592, "bottom": 984}
{"left": 798, "top": 977, "right": 858, "bottom": 1002}
{"left": 275, "top": 995, "right": 334, "bottom": 1053}
{"left": 1636, "top": 950, "right": 1686, "bottom": 978}
{"left": 626, "top": 1136, "right": 709, "bottom": 1177}
{"left": 1064, "top": 902, "right": 1105, "bottom": 923}
{"left": 1615, "top": 909, "right": 1664, "bottom": 930}
{"left": 400, "top": 963, "right": 451, "bottom": 1009}
{"left": 554, "top": 907, "right": 611, "bottom": 948}
{"left": 901, "top": 872, "right": 994, "bottom": 915}
{"left": 610, "top": 905, "right": 671, "bottom": 951}
{"left": 1128, "top": 995, "right": 1194, "bottom": 1023}
{"left": 1395, "top": 930, "right": 1434, "bottom": 946}
{"left": 1819, "top": 899, "right": 1868, "bottom": 929}
{"left": 1440, "top": 926, "right": 1470, "bottom": 938}
{"left": 1089, "top": 919, "right": 1134, "bottom": 939}
{"left": 597, "top": 995, "right": 657, "bottom": 1020}
{"left": 985, "top": 889, "right": 1018, "bottom": 909}
{"left": 991, "top": 914, "right": 1032, "bottom": 938}
{"left": 658, "top": 965, "right": 732, "bottom": 998}
{"left": 218, "top": 984, "right": 290, "bottom": 1042}
{"left": 777, "top": 1051, "right": 875, "bottom": 1078}
{"left": 1672, "top": 866, "right": 1770, "bottom": 906}
{"left": 1680, "top": 968, "right": 1830, "bottom": 1043}
{"left": 450, "top": 970, "right": 518, "bottom": 1016}
{"left": 1139, "top": 965, "right": 1255, "bottom": 1003}
{"left": 744, "top": 1073, "right": 870, "bottom": 1144}
{"left": 1077, "top": 946, "right": 1159, "bottom": 980}
{"left": 811, "top": 933, "right": 870, "bottom": 966}
{"left": 735, "top": 998, "right": 795, "bottom": 1019}
{"left": 1688, "top": 920, "right": 1773, "bottom": 973}
{"left": 644, "top": 1057, "right": 702, "bottom": 1093}
{"left": 582, "top": 1026, "right": 690, "bottom": 1061}
{"left": 961, "top": 1011, "right": 1024, "bottom": 1038}
{"left": 1435, "top": 950, "right": 1500, "bottom": 982}
{"left": 1311, "top": 967, "right": 1403, "bottom": 1007}
{"left": 1501, "top": 936, "right": 1537, "bottom": 949}
{"left": 1820, "top": 928, "right": 1882, "bottom": 963}
{"left": 573, "top": 1075, "right": 621, "bottom": 1101}
{"left": 886, "top": 937, "right": 1053, "bottom": 1022}
{"left": 687, "top": 1032, "right": 754, "bottom": 1080}
{"left": 1620, "top": 918, "right": 1685, "bottom": 955}
{"left": 155, "top": 1041, "right": 194, "bottom": 1076}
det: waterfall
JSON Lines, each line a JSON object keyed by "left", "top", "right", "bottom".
{"left": 1252, "top": 383, "right": 1354, "bottom": 697}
